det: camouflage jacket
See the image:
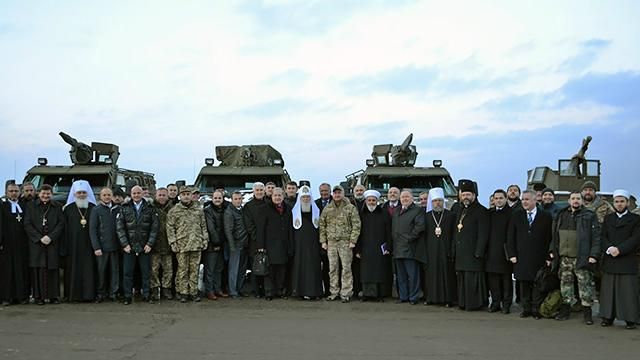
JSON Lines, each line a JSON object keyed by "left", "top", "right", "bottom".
{"left": 166, "top": 202, "right": 209, "bottom": 253}
{"left": 319, "top": 199, "right": 361, "bottom": 244}
{"left": 584, "top": 196, "right": 614, "bottom": 224}
{"left": 152, "top": 200, "right": 174, "bottom": 254}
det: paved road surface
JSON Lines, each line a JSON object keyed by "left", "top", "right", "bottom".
{"left": 1, "top": 298, "right": 638, "bottom": 360}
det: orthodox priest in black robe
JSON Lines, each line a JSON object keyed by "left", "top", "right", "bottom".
{"left": 420, "top": 187, "right": 457, "bottom": 306}
{"left": 356, "top": 190, "right": 392, "bottom": 301}
{"left": 0, "top": 184, "right": 30, "bottom": 305}
{"left": 24, "top": 184, "right": 65, "bottom": 304}
{"left": 599, "top": 190, "right": 640, "bottom": 329}
{"left": 63, "top": 180, "right": 97, "bottom": 302}
{"left": 291, "top": 186, "right": 323, "bottom": 299}
{"left": 454, "top": 181, "right": 489, "bottom": 311}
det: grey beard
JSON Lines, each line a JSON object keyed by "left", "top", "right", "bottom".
{"left": 432, "top": 205, "right": 444, "bottom": 212}
{"left": 355, "top": 195, "right": 364, "bottom": 200}
{"left": 367, "top": 205, "right": 377, "bottom": 212}
{"left": 300, "top": 203, "right": 311, "bottom": 213}
{"left": 76, "top": 198, "right": 89, "bottom": 209}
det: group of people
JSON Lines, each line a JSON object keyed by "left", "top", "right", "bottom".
{"left": 1, "top": 178, "right": 639, "bottom": 330}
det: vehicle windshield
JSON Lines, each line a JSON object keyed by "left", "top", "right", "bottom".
{"left": 367, "top": 175, "right": 457, "bottom": 196}
{"left": 197, "top": 175, "right": 284, "bottom": 193}
{"left": 25, "top": 174, "right": 110, "bottom": 194}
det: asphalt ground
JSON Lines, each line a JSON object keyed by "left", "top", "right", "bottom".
{"left": 1, "top": 297, "right": 638, "bottom": 360}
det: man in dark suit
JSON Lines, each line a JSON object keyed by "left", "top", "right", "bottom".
{"left": 315, "top": 182, "right": 332, "bottom": 296}
{"left": 382, "top": 187, "right": 401, "bottom": 218}
{"left": 507, "top": 189, "right": 553, "bottom": 319}
{"left": 391, "top": 189, "right": 425, "bottom": 305}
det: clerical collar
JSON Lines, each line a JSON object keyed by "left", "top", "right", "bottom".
{"left": 617, "top": 210, "right": 628, "bottom": 218}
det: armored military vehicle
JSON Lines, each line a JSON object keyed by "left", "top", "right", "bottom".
{"left": 22, "top": 132, "right": 156, "bottom": 202}
{"left": 343, "top": 134, "right": 457, "bottom": 206}
{"left": 194, "top": 144, "right": 292, "bottom": 200}
{"left": 526, "top": 136, "right": 636, "bottom": 208}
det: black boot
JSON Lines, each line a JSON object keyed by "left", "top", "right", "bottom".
{"left": 583, "top": 306, "right": 593, "bottom": 325}
{"left": 161, "top": 288, "right": 173, "bottom": 300}
{"left": 555, "top": 304, "right": 571, "bottom": 321}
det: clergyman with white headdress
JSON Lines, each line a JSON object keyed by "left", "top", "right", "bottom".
{"left": 291, "top": 185, "right": 323, "bottom": 299}
{"left": 422, "top": 187, "right": 457, "bottom": 306}
{"left": 354, "top": 190, "right": 392, "bottom": 302}
{"left": 63, "top": 180, "right": 98, "bottom": 302}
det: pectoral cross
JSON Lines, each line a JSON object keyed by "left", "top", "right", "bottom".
{"left": 42, "top": 218, "right": 47, "bottom": 227}
{"left": 16, "top": 213, "right": 22, "bottom": 222}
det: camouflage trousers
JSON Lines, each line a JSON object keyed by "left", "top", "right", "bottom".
{"left": 559, "top": 256, "right": 594, "bottom": 307}
{"left": 327, "top": 241, "right": 353, "bottom": 298}
{"left": 151, "top": 253, "right": 174, "bottom": 289}
{"left": 175, "top": 251, "right": 201, "bottom": 296}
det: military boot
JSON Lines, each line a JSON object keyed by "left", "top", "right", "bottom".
{"left": 161, "top": 288, "right": 173, "bottom": 300}
{"left": 555, "top": 304, "right": 571, "bottom": 321}
{"left": 583, "top": 306, "right": 593, "bottom": 325}
{"left": 151, "top": 287, "right": 161, "bottom": 301}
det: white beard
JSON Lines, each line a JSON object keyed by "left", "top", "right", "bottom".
{"left": 355, "top": 195, "right": 364, "bottom": 200}
{"left": 367, "top": 205, "right": 377, "bottom": 212}
{"left": 432, "top": 205, "right": 444, "bottom": 212}
{"left": 76, "top": 198, "right": 89, "bottom": 209}
{"left": 301, "top": 202, "right": 311, "bottom": 213}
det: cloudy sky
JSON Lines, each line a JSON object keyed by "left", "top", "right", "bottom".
{"left": 1, "top": 0, "right": 639, "bottom": 203}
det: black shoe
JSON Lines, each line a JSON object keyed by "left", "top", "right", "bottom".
{"left": 123, "top": 298, "right": 132, "bottom": 305}
{"left": 281, "top": 295, "right": 288, "bottom": 300}
{"left": 395, "top": 299, "right": 407, "bottom": 304}
{"left": 625, "top": 322, "right": 636, "bottom": 330}
{"left": 601, "top": 318, "right": 613, "bottom": 327}
{"left": 583, "top": 306, "right": 593, "bottom": 325}
{"left": 501, "top": 307, "right": 511, "bottom": 314}
{"left": 36, "top": 298, "right": 45, "bottom": 306}
{"left": 520, "top": 311, "right": 532, "bottom": 318}
{"left": 409, "top": 300, "right": 418, "bottom": 305}
{"left": 325, "top": 296, "right": 338, "bottom": 301}
{"left": 95, "top": 296, "right": 103, "bottom": 304}
{"left": 555, "top": 304, "right": 571, "bottom": 321}
{"left": 488, "top": 306, "right": 500, "bottom": 313}
{"left": 142, "top": 296, "right": 153, "bottom": 304}
{"left": 193, "top": 296, "right": 201, "bottom": 303}
{"left": 532, "top": 312, "right": 542, "bottom": 320}
{"left": 50, "top": 298, "right": 60, "bottom": 305}
{"left": 265, "top": 296, "right": 273, "bottom": 301}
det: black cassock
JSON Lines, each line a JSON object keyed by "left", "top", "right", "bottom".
{"left": 454, "top": 201, "right": 489, "bottom": 310}
{"left": 64, "top": 203, "right": 97, "bottom": 301}
{"left": 24, "top": 200, "right": 65, "bottom": 300}
{"left": 291, "top": 212, "right": 323, "bottom": 298}
{"left": 356, "top": 206, "right": 392, "bottom": 298}
{"left": 422, "top": 209, "right": 457, "bottom": 305}
{"left": 0, "top": 200, "right": 30, "bottom": 302}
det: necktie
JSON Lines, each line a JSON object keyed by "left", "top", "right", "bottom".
{"left": 527, "top": 212, "right": 533, "bottom": 227}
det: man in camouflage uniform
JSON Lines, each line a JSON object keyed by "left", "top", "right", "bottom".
{"left": 166, "top": 187, "right": 209, "bottom": 303}
{"left": 319, "top": 185, "right": 361, "bottom": 302}
{"left": 549, "top": 191, "right": 601, "bottom": 325}
{"left": 150, "top": 188, "right": 174, "bottom": 301}
{"left": 581, "top": 181, "right": 614, "bottom": 224}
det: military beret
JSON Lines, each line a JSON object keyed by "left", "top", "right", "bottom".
{"left": 179, "top": 186, "right": 192, "bottom": 194}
